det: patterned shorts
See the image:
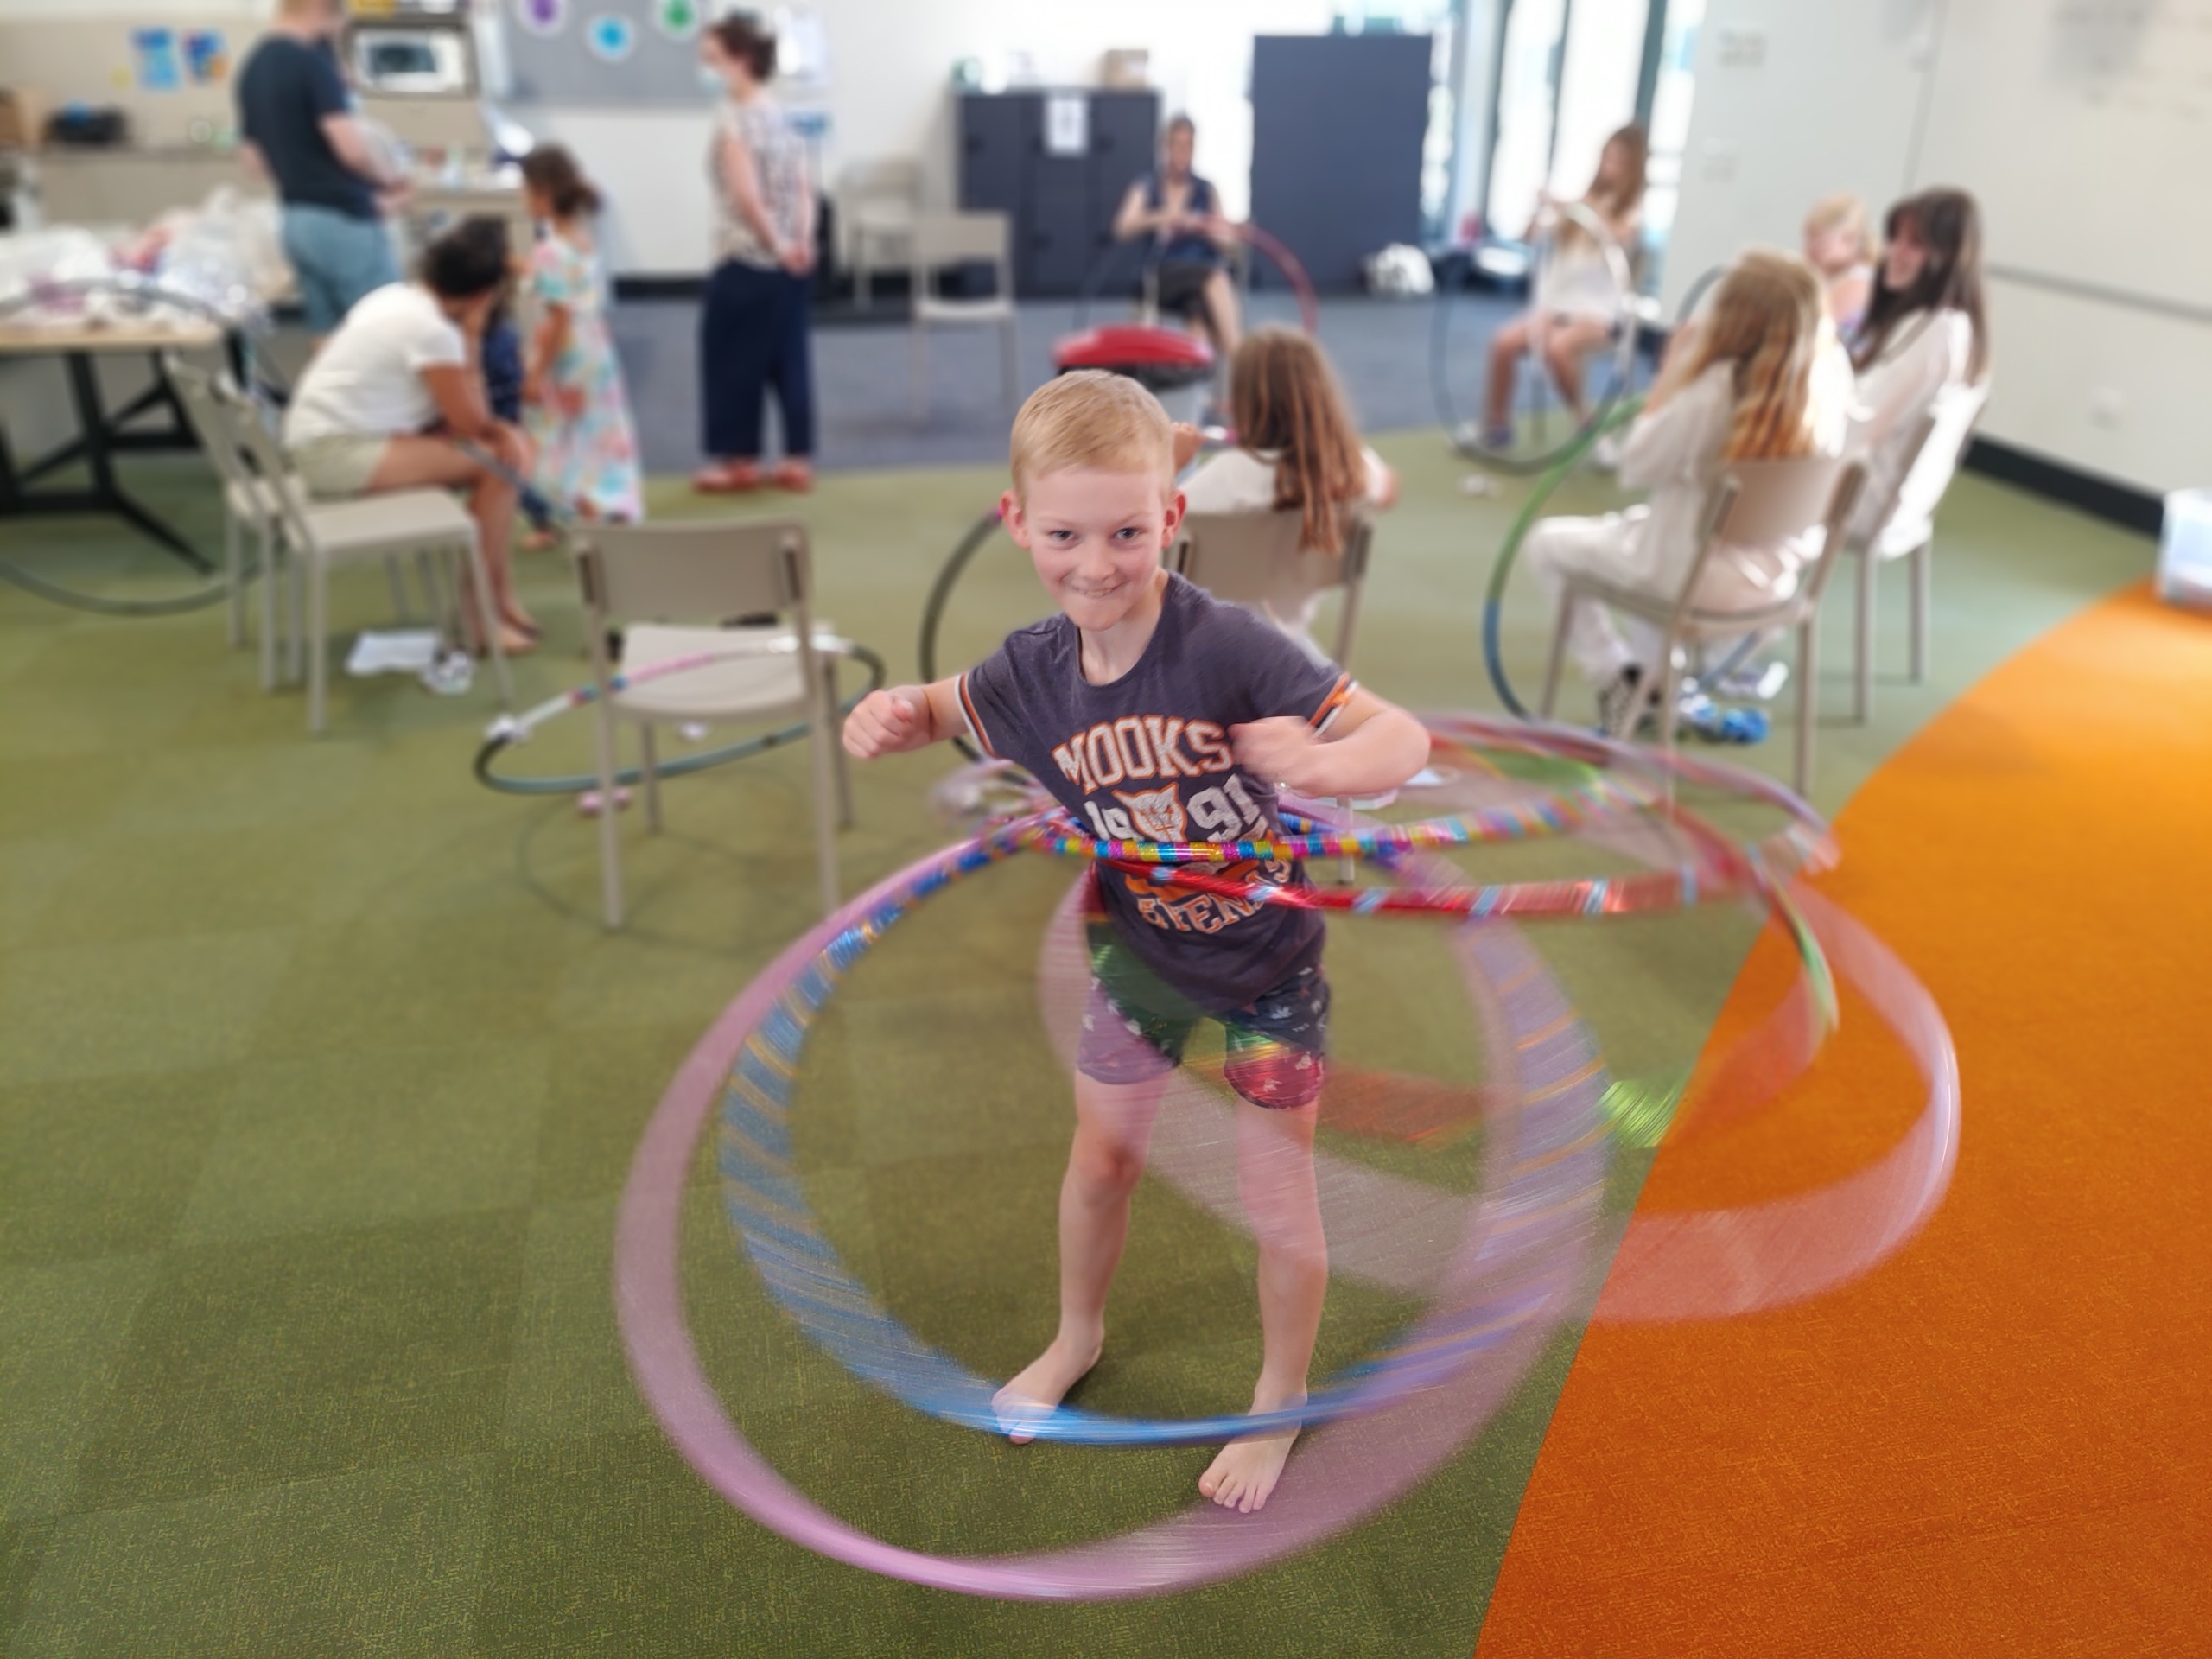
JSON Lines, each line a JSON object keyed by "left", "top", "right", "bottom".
{"left": 1077, "top": 925, "right": 1329, "bottom": 1111}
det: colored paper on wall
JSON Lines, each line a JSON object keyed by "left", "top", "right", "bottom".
{"left": 183, "top": 30, "right": 230, "bottom": 86}
{"left": 131, "top": 28, "right": 181, "bottom": 92}
{"left": 586, "top": 13, "right": 637, "bottom": 62}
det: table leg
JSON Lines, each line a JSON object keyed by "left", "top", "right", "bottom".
{"left": 60, "top": 351, "right": 213, "bottom": 573}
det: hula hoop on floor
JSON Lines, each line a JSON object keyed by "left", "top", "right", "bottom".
{"left": 471, "top": 635, "right": 888, "bottom": 796}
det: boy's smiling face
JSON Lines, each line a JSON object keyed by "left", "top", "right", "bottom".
{"left": 1001, "top": 467, "right": 1184, "bottom": 636}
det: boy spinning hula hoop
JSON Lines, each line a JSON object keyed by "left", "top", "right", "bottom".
{"left": 843, "top": 372, "right": 1430, "bottom": 1514}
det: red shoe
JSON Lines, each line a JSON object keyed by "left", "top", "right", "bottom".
{"left": 693, "top": 461, "right": 762, "bottom": 493}
{"left": 769, "top": 460, "right": 814, "bottom": 493}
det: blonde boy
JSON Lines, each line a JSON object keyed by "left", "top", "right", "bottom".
{"left": 844, "top": 372, "right": 1429, "bottom": 1512}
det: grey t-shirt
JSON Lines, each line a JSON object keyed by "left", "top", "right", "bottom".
{"left": 959, "top": 573, "right": 1353, "bottom": 1013}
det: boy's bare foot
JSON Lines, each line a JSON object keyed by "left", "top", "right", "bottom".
{"left": 992, "top": 1332, "right": 1103, "bottom": 1444}
{"left": 1198, "top": 1388, "right": 1306, "bottom": 1514}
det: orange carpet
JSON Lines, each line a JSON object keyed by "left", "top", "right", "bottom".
{"left": 1475, "top": 583, "right": 2212, "bottom": 1656}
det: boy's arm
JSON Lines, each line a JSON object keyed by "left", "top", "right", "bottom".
{"left": 842, "top": 677, "right": 967, "bottom": 758}
{"left": 1231, "top": 687, "right": 1430, "bottom": 799}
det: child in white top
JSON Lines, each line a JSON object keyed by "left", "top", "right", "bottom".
{"left": 1803, "top": 192, "right": 1876, "bottom": 336}
{"left": 1522, "top": 250, "right": 1853, "bottom": 714}
{"left": 1848, "top": 188, "right": 1990, "bottom": 556}
{"left": 1482, "top": 125, "right": 1649, "bottom": 447}
{"left": 1179, "top": 327, "right": 1398, "bottom": 657}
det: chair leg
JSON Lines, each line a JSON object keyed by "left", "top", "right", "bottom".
{"left": 1796, "top": 613, "right": 1819, "bottom": 800}
{"left": 809, "top": 728, "right": 840, "bottom": 918}
{"left": 307, "top": 558, "right": 328, "bottom": 734}
{"left": 225, "top": 511, "right": 245, "bottom": 649}
{"left": 385, "top": 556, "right": 413, "bottom": 626}
{"left": 1001, "top": 317, "right": 1019, "bottom": 410}
{"left": 825, "top": 663, "right": 855, "bottom": 828}
{"left": 258, "top": 522, "right": 280, "bottom": 691}
{"left": 1539, "top": 589, "right": 1575, "bottom": 720}
{"left": 1910, "top": 540, "right": 1931, "bottom": 683}
{"left": 286, "top": 545, "right": 305, "bottom": 686}
{"left": 1853, "top": 546, "right": 1875, "bottom": 723}
{"left": 592, "top": 703, "right": 625, "bottom": 930}
{"left": 911, "top": 324, "right": 927, "bottom": 423}
{"left": 639, "top": 722, "right": 663, "bottom": 832}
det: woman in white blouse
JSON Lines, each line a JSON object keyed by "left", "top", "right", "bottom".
{"left": 1847, "top": 188, "right": 1990, "bottom": 556}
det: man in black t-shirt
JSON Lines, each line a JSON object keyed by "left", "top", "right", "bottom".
{"left": 237, "top": 0, "right": 409, "bottom": 338}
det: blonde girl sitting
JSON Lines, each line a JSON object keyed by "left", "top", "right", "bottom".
{"left": 1803, "top": 192, "right": 1877, "bottom": 337}
{"left": 1522, "top": 250, "right": 1853, "bottom": 728}
{"left": 1179, "top": 327, "right": 1398, "bottom": 660}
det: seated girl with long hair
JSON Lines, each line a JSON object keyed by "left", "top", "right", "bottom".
{"left": 1522, "top": 249, "right": 1853, "bottom": 726}
{"left": 1481, "top": 125, "right": 1649, "bottom": 448}
{"left": 1848, "top": 187, "right": 1989, "bottom": 559}
{"left": 1179, "top": 326, "right": 1398, "bottom": 658}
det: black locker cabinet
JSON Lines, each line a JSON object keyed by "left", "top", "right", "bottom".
{"left": 957, "top": 91, "right": 1161, "bottom": 297}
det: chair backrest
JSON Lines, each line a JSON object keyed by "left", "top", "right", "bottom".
{"left": 1170, "top": 506, "right": 1373, "bottom": 665}
{"left": 163, "top": 356, "right": 258, "bottom": 496}
{"left": 911, "top": 211, "right": 1012, "bottom": 305}
{"left": 839, "top": 157, "right": 921, "bottom": 206}
{"left": 1710, "top": 454, "right": 1853, "bottom": 547}
{"left": 204, "top": 376, "right": 322, "bottom": 546}
{"left": 1694, "top": 455, "right": 1866, "bottom": 616}
{"left": 1880, "top": 378, "right": 1990, "bottom": 553}
{"left": 575, "top": 518, "right": 813, "bottom": 628}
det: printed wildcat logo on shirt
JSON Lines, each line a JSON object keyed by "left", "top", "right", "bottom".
{"left": 956, "top": 573, "right": 1351, "bottom": 1014}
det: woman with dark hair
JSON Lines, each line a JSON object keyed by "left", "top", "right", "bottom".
{"left": 1114, "top": 114, "right": 1241, "bottom": 361}
{"left": 694, "top": 11, "right": 817, "bottom": 493}
{"left": 282, "top": 217, "right": 537, "bottom": 652}
{"left": 1847, "top": 187, "right": 1990, "bottom": 555}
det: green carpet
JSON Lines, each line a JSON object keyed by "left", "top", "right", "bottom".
{"left": 0, "top": 435, "right": 2152, "bottom": 1656}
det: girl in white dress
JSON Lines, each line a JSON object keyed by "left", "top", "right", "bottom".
{"left": 1847, "top": 188, "right": 1990, "bottom": 558}
{"left": 1522, "top": 250, "right": 1853, "bottom": 722}
{"left": 1482, "top": 125, "right": 1649, "bottom": 448}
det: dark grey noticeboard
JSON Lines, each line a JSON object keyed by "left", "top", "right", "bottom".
{"left": 503, "top": 0, "right": 715, "bottom": 106}
{"left": 1249, "top": 33, "right": 1431, "bottom": 294}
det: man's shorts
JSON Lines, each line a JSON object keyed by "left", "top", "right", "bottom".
{"left": 1077, "top": 924, "right": 1329, "bottom": 1111}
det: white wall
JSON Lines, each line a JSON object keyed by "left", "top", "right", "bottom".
{"left": 527, "top": 0, "right": 1337, "bottom": 275}
{"left": 1665, "top": 0, "right": 2212, "bottom": 497}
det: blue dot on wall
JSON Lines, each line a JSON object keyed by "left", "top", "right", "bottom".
{"left": 587, "top": 13, "right": 637, "bottom": 62}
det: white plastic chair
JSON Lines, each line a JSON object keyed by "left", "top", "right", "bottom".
{"left": 223, "top": 396, "right": 513, "bottom": 734}
{"left": 839, "top": 158, "right": 920, "bottom": 308}
{"left": 1170, "top": 506, "right": 1373, "bottom": 670}
{"left": 1844, "top": 382, "right": 1989, "bottom": 721}
{"left": 575, "top": 518, "right": 850, "bottom": 928}
{"left": 910, "top": 211, "right": 1019, "bottom": 421}
{"left": 165, "top": 357, "right": 281, "bottom": 681}
{"left": 1541, "top": 455, "right": 1866, "bottom": 798}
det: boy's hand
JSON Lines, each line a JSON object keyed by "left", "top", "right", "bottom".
{"left": 1230, "top": 717, "right": 1323, "bottom": 795}
{"left": 843, "top": 688, "right": 928, "bottom": 758}
{"left": 1171, "top": 422, "right": 1206, "bottom": 472}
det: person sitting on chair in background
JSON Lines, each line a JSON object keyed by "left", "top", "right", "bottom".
{"left": 1803, "top": 192, "right": 1877, "bottom": 336}
{"left": 1521, "top": 251, "right": 1851, "bottom": 729}
{"left": 694, "top": 10, "right": 818, "bottom": 496}
{"left": 1179, "top": 327, "right": 1398, "bottom": 661}
{"left": 1480, "top": 125, "right": 1648, "bottom": 450}
{"left": 442, "top": 217, "right": 561, "bottom": 548}
{"left": 1115, "top": 114, "right": 1242, "bottom": 370}
{"left": 283, "top": 219, "right": 537, "bottom": 656}
{"left": 237, "top": 0, "right": 410, "bottom": 344}
{"left": 1847, "top": 188, "right": 1989, "bottom": 560}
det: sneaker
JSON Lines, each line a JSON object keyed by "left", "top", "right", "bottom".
{"left": 1590, "top": 433, "right": 1624, "bottom": 470}
{"left": 1480, "top": 424, "right": 1517, "bottom": 452}
{"left": 1713, "top": 658, "right": 1790, "bottom": 702}
{"left": 1595, "top": 664, "right": 1644, "bottom": 735}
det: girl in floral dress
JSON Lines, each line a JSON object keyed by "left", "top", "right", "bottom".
{"left": 519, "top": 146, "right": 642, "bottom": 530}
